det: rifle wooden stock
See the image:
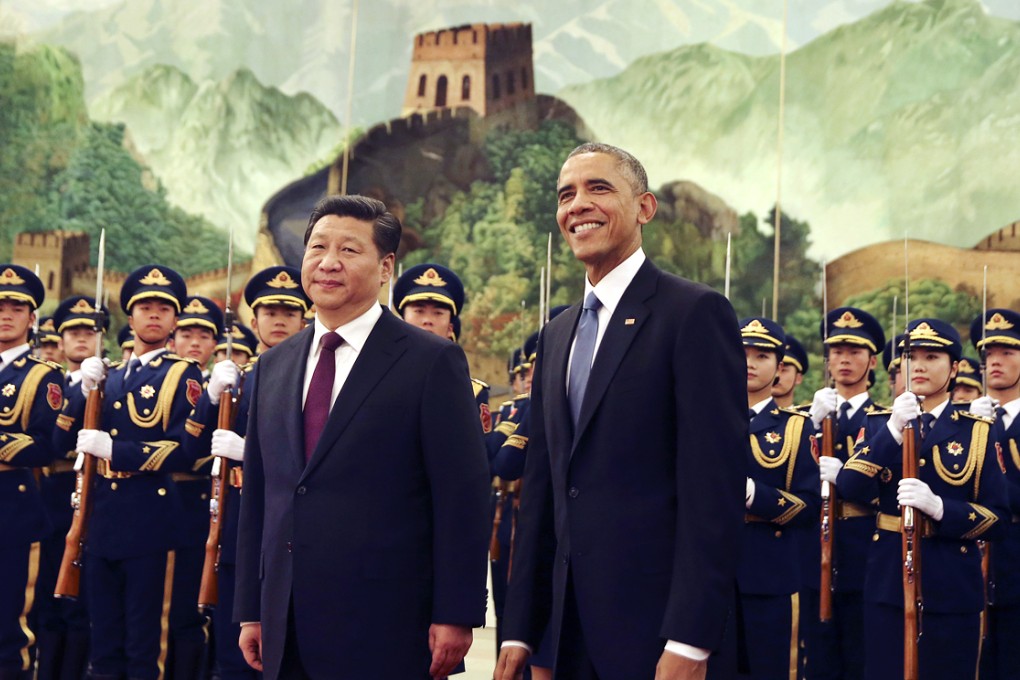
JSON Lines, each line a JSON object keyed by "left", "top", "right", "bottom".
{"left": 489, "top": 487, "right": 504, "bottom": 562}
{"left": 979, "top": 540, "right": 991, "bottom": 640}
{"left": 198, "top": 392, "right": 235, "bottom": 611}
{"left": 819, "top": 415, "right": 836, "bottom": 622}
{"left": 54, "top": 386, "right": 103, "bottom": 599}
{"left": 901, "top": 421, "right": 922, "bottom": 680}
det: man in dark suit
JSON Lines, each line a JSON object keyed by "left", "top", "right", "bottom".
{"left": 494, "top": 143, "right": 747, "bottom": 680}
{"left": 234, "top": 195, "right": 490, "bottom": 679}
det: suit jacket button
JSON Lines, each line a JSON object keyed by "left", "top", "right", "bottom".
{"left": 562, "top": 556, "right": 568, "bottom": 565}
{"left": 287, "top": 542, "right": 293, "bottom": 553}
{"left": 568, "top": 487, "right": 579, "bottom": 498}
{"left": 297, "top": 486, "right": 307, "bottom": 496}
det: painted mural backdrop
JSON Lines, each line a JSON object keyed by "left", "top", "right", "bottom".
{"left": 1, "top": 0, "right": 1017, "bottom": 398}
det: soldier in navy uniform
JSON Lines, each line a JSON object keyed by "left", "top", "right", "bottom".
{"left": 772, "top": 335, "right": 809, "bottom": 410}
{"left": 35, "top": 295, "right": 108, "bottom": 680}
{"left": 183, "top": 267, "right": 310, "bottom": 680}
{"left": 803, "top": 307, "right": 885, "bottom": 680}
{"left": 0, "top": 265, "right": 64, "bottom": 680}
{"left": 835, "top": 318, "right": 1008, "bottom": 679}
{"left": 117, "top": 326, "right": 134, "bottom": 363}
{"left": 970, "top": 309, "right": 1020, "bottom": 679}
{"left": 882, "top": 335, "right": 906, "bottom": 400}
{"left": 164, "top": 296, "right": 224, "bottom": 677}
{"left": 54, "top": 264, "right": 204, "bottom": 680}
{"left": 214, "top": 324, "right": 257, "bottom": 367}
{"left": 738, "top": 317, "right": 820, "bottom": 679}
{"left": 952, "top": 356, "right": 983, "bottom": 403}
{"left": 36, "top": 316, "right": 64, "bottom": 365}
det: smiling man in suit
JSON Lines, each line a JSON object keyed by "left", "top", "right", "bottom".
{"left": 234, "top": 195, "right": 490, "bottom": 679}
{"left": 494, "top": 143, "right": 747, "bottom": 680}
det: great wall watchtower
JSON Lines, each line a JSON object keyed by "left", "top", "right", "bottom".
{"left": 402, "top": 23, "right": 534, "bottom": 118}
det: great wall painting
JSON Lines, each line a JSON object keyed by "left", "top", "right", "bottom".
{"left": 2, "top": 0, "right": 1019, "bottom": 395}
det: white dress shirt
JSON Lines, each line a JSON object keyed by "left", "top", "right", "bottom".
{"left": 837, "top": 390, "right": 871, "bottom": 420}
{"left": 301, "top": 304, "right": 383, "bottom": 410}
{"left": 0, "top": 343, "right": 30, "bottom": 370}
{"left": 1001, "top": 397, "right": 1020, "bottom": 430}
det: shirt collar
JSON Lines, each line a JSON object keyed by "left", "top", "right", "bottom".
{"left": 129, "top": 348, "right": 165, "bottom": 367}
{"left": 311, "top": 304, "right": 383, "bottom": 356}
{"left": 583, "top": 248, "right": 646, "bottom": 317}
{"left": 1002, "top": 397, "right": 1020, "bottom": 421}
{"left": 838, "top": 391, "right": 871, "bottom": 417}
{"left": 0, "top": 344, "right": 31, "bottom": 366}
{"left": 750, "top": 397, "right": 773, "bottom": 415}
{"left": 928, "top": 399, "right": 949, "bottom": 421}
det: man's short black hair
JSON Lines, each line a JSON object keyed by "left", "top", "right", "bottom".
{"left": 566, "top": 142, "right": 649, "bottom": 194}
{"left": 304, "top": 195, "right": 402, "bottom": 257}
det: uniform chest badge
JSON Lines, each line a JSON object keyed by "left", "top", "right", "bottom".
{"left": 946, "top": 441, "right": 964, "bottom": 456}
{"left": 1, "top": 384, "right": 14, "bottom": 398}
{"left": 765, "top": 431, "right": 782, "bottom": 444}
{"left": 139, "top": 385, "right": 156, "bottom": 399}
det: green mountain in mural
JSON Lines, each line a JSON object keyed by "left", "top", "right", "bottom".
{"left": 91, "top": 65, "right": 343, "bottom": 250}
{"left": 559, "top": 0, "right": 1020, "bottom": 258}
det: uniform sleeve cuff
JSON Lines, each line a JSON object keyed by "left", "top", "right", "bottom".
{"left": 664, "top": 640, "right": 711, "bottom": 661}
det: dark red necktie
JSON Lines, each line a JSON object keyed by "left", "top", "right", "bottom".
{"left": 303, "top": 332, "right": 343, "bottom": 462}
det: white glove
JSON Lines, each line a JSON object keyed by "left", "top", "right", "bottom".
{"left": 80, "top": 356, "right": 108, "bottom": 396}
{"left": 819, "top": 456, "right": 844, "bottom": 484}
{"left": 889, "top": 391, "right": 923, "bottom": 432}
{"left": 969, "top": 395, "right": 998, "bottom": 420}
{"left": 207, "top": 360, "right": 240, "bottom": 405}
{"left": 211, "top": 429, "right": 245, "bottom": 462}
{"left": 77, "top": 429, "right": 112, "bottom": 461}
{"left": 897, "top": 477, "right": 944, "bottom": 521}
{"left": 810, "top": 387, "right": 839, "bottom": 429}
{"left": 745, "top": 477, "right": 755, "bottom": 508}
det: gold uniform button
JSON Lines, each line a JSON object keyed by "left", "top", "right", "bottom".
{"left": 774, "top": 530, "right": 782, "bottom": 538}
{"left": 919, "top": 459, "right": 926, "bottom": 467}
{"left": 960, "top": 546, "right": 968, "bottom": 554}
{"left": 110, "top": 429, "right": 118, "bottom": 437}
{"left": 873, "top": 533, "right": 880, "bottom": 541}
{"left": 157, "top": 488, "right": 167, "bottom": 496}
{"left": 143, "top": 408, "right": 151, "bottom": 415}
{"left": 17, "top": 484, "right": 26, "bottom": 492}
{"left": 114, "top": 401, "right": 122, "bottom": 409}
{"left": 110, "top": 482, "right": 118, "bottom": 491}
{"left": 201, "top": 493, "right": 208, "bottom": 501}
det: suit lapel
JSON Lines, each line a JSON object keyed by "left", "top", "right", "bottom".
{"left": 571, "top": 260, "right": 657, "bottom": 454}
{"left": 543, "top": 305, "right": 578, "bottom": 464}
{"left": 276, "top": 328, "right": 314, "bottom": 470}
{"left": 301, "top": 311, "right": 408, "bottom": 480}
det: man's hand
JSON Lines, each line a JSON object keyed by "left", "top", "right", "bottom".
{"left": 898, "top": 477, "right": 944, "bottom": 521}
{"left": 211, "top": 429, "right": 245, "bottom": 462}
{"left": 80, "top": 356, "right": 107, "bottom": 396}
{"left": 428, "top": 623, "right": 472, "bottom": 679}
{"left": 493, "top": 645, "right": 529, "bottom": 680}
{"left": 809, "top": 386, "right": 838, "bottom": 429}
{"left": 77, "top": 429, "right": 112, "bottom": 460}
{"left": 655, "top": 650, "right": 707, "bottom": 680}
{"left": 238, "top": 622, "right": 263, "bottom": 672}
{"left": 819, "top": 456, "right": 844, "bottom": 485}
{"left": 208, "top": 360, "right": 240, "bottom": 405}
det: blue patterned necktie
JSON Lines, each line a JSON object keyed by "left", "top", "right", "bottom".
{"left": 568, "top": 292, "right": 601, "bottom": 427}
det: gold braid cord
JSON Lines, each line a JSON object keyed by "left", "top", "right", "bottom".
{"left": 933, "top": 420, "right": 987, "bottom": 489}
{"left": 127, "top": 361, "right": 189, "bottom": 430}
{"left": 0, "top": 364, "right": 49, "bottom": 430}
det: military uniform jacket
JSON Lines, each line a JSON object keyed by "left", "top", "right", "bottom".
{"left": 742, "top": 400, "right": 820, "bottom": 595}
{"left": 53, "top": 351, "right": 205, "bottom": 559}
{"left": 183, "top": 361, "right": 255, "bottom": 566}
{"left": 490, "top": 396, "right": 530, "bottom": 481}
{"left": 0, "top": 350, "right": 63, "bottom": 546}
{"left": 989, "top": 407, "right": 1020, "bottom": 606}
{"left": 837, "top": 403, "right": 1008, "bottom": 614}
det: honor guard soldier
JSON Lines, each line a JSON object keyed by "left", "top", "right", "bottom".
{"left": 952, "top": 357, "right": 983, "bottom": 403}
{"left": 214, "top": 324, "right": 257, "bottom": 366}
{"left": 117, "top": 326, "right": 134, "bottom": 363}
{"left": 883, "top": 335, "right": 905, "bottom": 399}
{"left": 54, "top": 265, "right": 205, "bottom": 680}
{"left": 183, "top": 267, "right": 310, "bottom": 680}
{"left": 35, "top": 295, "right": 108, "bottom": 680}
{"left": 165, "top": 295, "right": 224, "bottom": 677}
{"left": 739, "top": 317, "right": 820, "bottom": 679}
{"left": 804, "top": 306, "right": 885, "bottom": 680}
{"left": 35, "top": 316, "right": 64, "bottom": 365}
{"left": 835, "top": 318, "right": 1008, "bottom": 679}
{"left": 0, "top": 266, "right": 64, "bottom": 680}
{"left": 969, "top": 309, "right": 1020, "bottom": 678}
{"left": 773, "top": 335, "right": 809, "bottom": 410}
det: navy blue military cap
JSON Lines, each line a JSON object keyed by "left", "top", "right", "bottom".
{"left": 0, "top": 265, "right": 45, "bottom": 309}
{"left": 740, "top": 317, "right": 786, "bottom": 359}
{"left": 955, "top": 357, "right": 982, "bottom": 392}
{"left": 970, "top": 309, "right": 1020, "bottom": 350}
{"left": 899, "top": 319, "right": 962, "bottom": 361}
{"left": 783, "top": 335, "right": 809, "bottom": 374}
{"left": 525, "top": 331, "right": 539, "bottom": 364}
{"left": 244, "top": 266, "right": 310, "bottom": 313}
{"left": 53, "top": 296, "right": 110, "bottom": 334}
{"left": 507, "top": 347, "right": 529, "bottom": 378}
{"left": 120, "top": 264, "right": 187, "bottom": 313}
{"left": 822, "top": 307, "right": 885, "bottom": 354}
{"left": 216, "top": 323, "right": 258, "bottom": 358}
{"left": 118, "top": 325, "right": 134, "bottom": 353}
{"left": 176, "top": 296, "right": 224, "bottom": 335}
{"left": 393, "top": 264, "right": 464, "bottom": 316}
{"left": 883, "top": 335, "right": 904, "bottom": 373}
{"left": 37, "top": 316, "right": 61, "bottom": 345}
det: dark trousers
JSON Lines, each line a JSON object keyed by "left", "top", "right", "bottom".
{"left": 35, "top": 525, "right": 90, "bottom": 680}
{"left": 738, "top": 592, "right": 797, "bottom": 680}
{"left": 979, "top": 603, "right": 1020, "bottom": 680}
{"left": 553, "top": 572, "right": 601, "bottom": 680}
{"left": 165, "top": 544, "right": 206, "bottom": 679}
{"left": 0, "top": 543, "right": 37, "bottom": 674}
{"left": 863, "top": 602, "right": 979, "bottom": 680}
{"left": 803, "top": 590, "right": 864, "bottom": 680}
{"left": 86, "top": 551, "right": 173, "bottom": 680}
{"left": 214, "top": 563, "right": 259, "bottom": 680}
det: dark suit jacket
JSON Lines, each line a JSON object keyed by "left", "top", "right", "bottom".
{"left": 234, "top": 308, "right": 490, "bottom": 679}
{"left": 503, "top": 259, "right": 748, "bottom": 679}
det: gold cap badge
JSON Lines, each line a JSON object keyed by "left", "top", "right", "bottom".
{"left": 0, "top": 268, "right": 25, "bottom": 286}
{"left": 69, "top": 299, "right": 95, "bottom": 314}
{"left": 182, "top": 299, "right": 210, "bottom": 314}
{"left": 266, "top": 271, "right": 299, "bottom": 289}
{"left": 833, "top": 311, "right": 863, "bottom": 329}
{"left": 986, "top": 312, "right": 1014, "bottom": 331}
{"left": 139, "top": 269, "right": 172, "bottom": 286}
{"left": 413, "top": 268, "right": 447, "bottom": 287}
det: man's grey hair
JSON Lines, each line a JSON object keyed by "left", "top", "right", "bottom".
{"left": 566, "top": 142, "right": 649, "bottom": 195}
